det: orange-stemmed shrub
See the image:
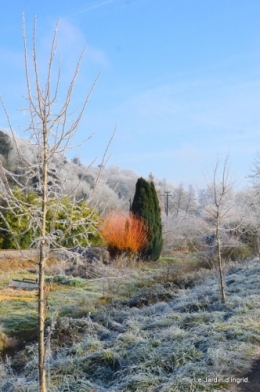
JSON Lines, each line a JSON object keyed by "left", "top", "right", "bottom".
{"left": 100, "top": 211, "right": 148, "bottom": 258}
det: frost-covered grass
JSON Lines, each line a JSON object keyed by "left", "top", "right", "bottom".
{"left": 1, "top": 257, "right": 260, "bottom": 391}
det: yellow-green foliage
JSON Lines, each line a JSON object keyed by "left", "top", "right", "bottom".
{"left": 0, "top": 188, "right": 39, "bottom": 249}
{"left": 45, "top": 197, "right": 103, "bottom": 247}
{"left": 0, "top": 189, "right": 102, "bottom": 249}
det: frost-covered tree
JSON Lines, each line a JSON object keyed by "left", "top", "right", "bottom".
{"left": 106, "top": 166, "right": 139, "bottom": 210}
{"left": 235, "top": 187, "right": 260, "bottom": 261}
{"left": 171, "top": 183, "right": 186, "bottom": 217}
{"left": 0, "top": 15, "right": 114, "bottom": 392}
{"left": 162, "top": 212, "right": 208, "bottom": 253}
{"left": 165, "top": 183, "right": 197, "bottom": 217}
{"left": 203, "top": 156, "right": 237, "bottom": 302}
{"left": 161, "top": 183, "right": 199, "bottom": 252}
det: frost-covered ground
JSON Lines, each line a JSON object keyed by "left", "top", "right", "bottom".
{"left": 1, "top": 258, "right": 260, "bottom": 391}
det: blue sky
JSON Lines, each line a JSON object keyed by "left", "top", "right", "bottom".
{"left": 0, "top": 0, "right": 260, "bottom": 188}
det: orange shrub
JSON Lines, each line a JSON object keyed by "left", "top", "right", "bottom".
{"left": 100, "top": 211, "right": 148, "bottom": 257}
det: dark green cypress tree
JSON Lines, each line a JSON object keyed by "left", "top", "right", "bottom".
{"left": 131, "top": 177, "right": 163, "bottom": 261}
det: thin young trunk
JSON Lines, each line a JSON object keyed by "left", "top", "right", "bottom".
{"left": 216, "top": 218, "right": 226, "bottom": 302}
{"left": 257, "top": 237, "right": 260, "bottom": 263}
{"left": 38, "top": 121, "right": 48, "bottom": 392}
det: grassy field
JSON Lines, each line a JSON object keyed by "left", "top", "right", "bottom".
{"left": 0, "top": 251, "right": 259, "bottom": 391}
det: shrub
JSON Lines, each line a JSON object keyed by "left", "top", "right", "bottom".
{"left": 100, "top": 211, "right": 148, "bottom": 258}
{"left": 0, "top": 190, "right": 102, "bottom": 249}
{"left": 53, "top": 274, "right": 85, "bottom": 286}
{"left": 221, "top": 244, "right": 252, "bottom": 261}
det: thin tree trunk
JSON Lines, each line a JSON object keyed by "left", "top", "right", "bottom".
{"left": 257, "top": 237, "right": 260, "bottom": 263}
{"left": 216, "top": 220, "right": 226, "bottom": 302}
{"left": 38, "top": 243, "right": 47, "bottom": 392}
{"left": 38, "top": 121, "right": 48, "bottom": 392}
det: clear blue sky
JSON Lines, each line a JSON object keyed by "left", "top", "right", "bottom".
{"left": 0, "top": 0, "right": 260, "bottom": 188}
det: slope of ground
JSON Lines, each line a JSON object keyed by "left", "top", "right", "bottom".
{"left": 0, "top": 254, "right": 260, "bottom": 391}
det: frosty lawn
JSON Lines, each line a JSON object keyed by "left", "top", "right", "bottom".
{"left": 1, "top": 257, "right": 260, "bottom": 391}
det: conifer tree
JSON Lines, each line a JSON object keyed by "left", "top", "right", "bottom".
{"left": 131, "top": 177, "right": 163, "bottom": 260}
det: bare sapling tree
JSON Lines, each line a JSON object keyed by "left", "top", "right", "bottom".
{"left": 203, "top": 156, "right": 237, "bottom": 302}
{"left": 0, "top": 15, "right": 115, "bottom": 392}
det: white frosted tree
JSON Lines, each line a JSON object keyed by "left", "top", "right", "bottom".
{"left": 203, "top": 156, "right": 237, "bottom": 302}
{"left": 236, "top": 186, "right": 260, "bottom": 261}
{"left": 165, "top": 183, "right": 198, "bottom": 218}
{"left": 106, "top": 166, "right": 139, "bottom": 210}
{"left": 161, "top": 182, "right": 199, "bottom": 252}
{"left": 0, "top": 15, "right": 114, "bottom": 392}
{"left": 162, "top": 212, "right": 208, "bottom": 253}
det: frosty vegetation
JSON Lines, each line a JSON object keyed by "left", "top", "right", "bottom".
{"left": 1, "top": 257, "right": 260, "bottom": 391}
{"left": 1, "top": 129, "right": 260, "bottom": 391}
{"left": 2, "top": 128, "right": 260, "bottom": 260}
{"left": 0, "top": 130, "right": 128, "bottom": 214}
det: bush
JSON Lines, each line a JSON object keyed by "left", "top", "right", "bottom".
{"left": 240, "top": 225, "right": 259, "bottom": 256}
{"left": 0, "top": 190, "right": 102, "bottom": 249}
{"left": 221, "top": 244, "right": 253, "bottom": 261}
{"left": 53, "top": 274, "right": 85, "bottom": 286}
{"left": 100, "top": 211, "right": 148, "bottom": 258}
